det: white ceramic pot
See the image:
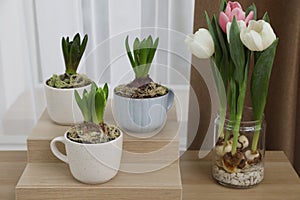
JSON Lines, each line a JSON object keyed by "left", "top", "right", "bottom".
{"left": 50, "top": 127, "right": 123, "bottom": 184}
{"left": 44, "top": 81, "right": 91, "bottom": 125}
{"left": 112, "top": 89, "right": 174, "bottom": 133}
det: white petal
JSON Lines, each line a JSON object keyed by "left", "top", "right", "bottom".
{"left": 261, "top": 22, "right": 276, "bottom": 50}
{"left": 238, "top": 21, "right": 246, "bottom": 32}
{"left": 185, "top": 28, "right": 214, "bottom": 59}
{"left": 241, "top": 32, "right": 253, "bottom": 51}
{"left": 242, "top": 20, "right": 276, "bottom": 51}
{"left": 187, "top": 40, "right": 211, "bottom": 59}
{"left": 227, "top": 21, "right": 246, "bottom": 43}
{"left": 226, "top": 22, "right": 232, "bottom": 43}
{"left": 249, "top": 30, "right": 264, "bottom": 51}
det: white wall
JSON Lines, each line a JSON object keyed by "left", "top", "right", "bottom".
{"left": 0, "top": 0, "right": 28, "bottom": 109}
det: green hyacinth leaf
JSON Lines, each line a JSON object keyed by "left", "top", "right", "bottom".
{"left": 103, "top": 83, "right": 109, "bottom": 101}
{"left": 125, "top": 36, "right": 136, "bottom": 69}
{"left": 95, "top": 89, "right": 106, "bottom": 124}
{"left": 74, "top": 90, "right": 90, "bottom": 122}
{"left": 139, "top": 39, "right": 149, "bottom": 66}
{"left": 79, "top": 34, "right": 88, "bottom": 59}
{"left": 147, "top": 37, "right": 158, "bottom": 65}
{"left": 133, "top": 37, "right": 141, "bottom": 66}
{"left": 62, "top": 33, "right": 88, "bottom": 75}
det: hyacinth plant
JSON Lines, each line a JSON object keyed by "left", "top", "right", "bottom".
{"left": 185, "top": 0, "right": 278, "bottom": 157}
{"left": 125, "top": 35, "right": 159, "bottom": 88}
{"left": 73, "top": 82, "right": 120, "bottom": 143}
{"left": 74, "top": 82, "right": 108, "bottom": 128}
{"left": 47, "top": 33, "right": 91, "bottom": 89}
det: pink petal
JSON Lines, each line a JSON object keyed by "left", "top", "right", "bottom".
{"left": 231, "top": 8, "right": 245, "bottom": 20}
{"left": 225, "top": 3, "right": 232, "bottom": 16}
{"left": 230, "top": 2, "right": 243, "bottom": 9}
{"left": 219, "top": 12, "right": 229, "bottom": 33}
{"left": 245, "top": 11, "right": 254, "bottom": 25}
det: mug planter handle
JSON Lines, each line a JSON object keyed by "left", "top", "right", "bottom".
{"left": 167, "top": 89, "right": 175, "bottom": 111}
{"left": 50, "top": 136, "right": 68, "bottom": 163}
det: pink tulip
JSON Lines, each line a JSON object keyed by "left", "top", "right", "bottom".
{"left": 219, "top": 1, "right": 254, "bottom": 33}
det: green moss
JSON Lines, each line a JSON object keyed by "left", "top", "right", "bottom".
{"left": 114, "top": 82, "right": 168, "bottom": 98}
{"left": 47, "top": 73, "right": 91, "bottom": 89}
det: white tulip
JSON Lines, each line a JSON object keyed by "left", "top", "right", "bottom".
{"left": 240, "top": 20, "right": 276, "bottom": 51}
{"left": 226, "top": 21, "right": 246, "bottom": 43}
{"left": 185, "top": 28, "right": 215, "bottom": 59}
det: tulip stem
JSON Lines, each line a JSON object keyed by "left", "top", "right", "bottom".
{"left": 231, "top": 76, "right": 247, "bottom": 155}
{"left": 218, "top": 107, "right": 226, "bottom": 139}
{"left": 251, "top": 121, "right": 262, "bottom": 152}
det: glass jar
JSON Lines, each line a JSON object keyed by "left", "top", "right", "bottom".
{"left": 212, "top": 107, "right": 266, "bottom": 188}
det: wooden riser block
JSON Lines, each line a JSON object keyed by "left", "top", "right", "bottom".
{"left": 27, "top": 104, "right": 180, "bottom": 163}
{"left": 16, "top": 162, "right": 182, "bottom": 200}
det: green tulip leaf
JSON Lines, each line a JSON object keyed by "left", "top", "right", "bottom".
{"left": 213, "top": 15, "right": 230, "bottom": 89}
{"left": 262, "top": 12, "right": 270, "bottom": 23}
{"left": 246, "top": 3, "right": 257, "bottom": 20}
{"left": 205, "top": 12, "right": 222, "bottom": 65}
{"left": 251, "top": 39, "right": 279, "bottom": 120}
{"left": 229, "top": 17, "right": 245, "bottom": 84}
{"left": 219, "top": 0, "right": 227, "bottom": 11}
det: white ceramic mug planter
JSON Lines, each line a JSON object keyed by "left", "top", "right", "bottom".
{"left": 44, "top": 82, "right": 91, "bottom": 125}
{"left": 50, "top": 129, "right": 123, "bottom": 184}
{"left": 113, "top": 89, "right": 174, "bottom": 133}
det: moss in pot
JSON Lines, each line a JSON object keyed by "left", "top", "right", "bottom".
{"left": 113, "top": 35, "right": 174, "bottom": 134}
{"left": 44, "top": 33, "right": 92, "bottom": 124}
{"left": 72, "top": 82, "right": 121, "bottom": 143}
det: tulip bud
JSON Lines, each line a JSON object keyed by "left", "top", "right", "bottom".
{"left": 185, "top": 28, "right": 215, "bottom": 59}
{"left": 219, "top": 1, "right": 254, "bottom": 33}
{"left": 240, "top": 20, "right": 276, "bottom": 51}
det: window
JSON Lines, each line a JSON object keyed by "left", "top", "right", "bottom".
{"left": 0, "top": 0, "right": 194, "bottom": 150}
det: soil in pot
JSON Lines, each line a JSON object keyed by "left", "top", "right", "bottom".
{"left": 114, "top": 80, "right": 168, "bottom": 99}
{"left": 67, "top": 122, "right": 121, "bottom": 144}
{"left": 46, "top": 73, "right": 91, "bottom": 89}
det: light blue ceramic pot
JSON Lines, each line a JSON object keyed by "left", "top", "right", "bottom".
{"left": 112, "top": 89, "right": 174, "bottom": 133}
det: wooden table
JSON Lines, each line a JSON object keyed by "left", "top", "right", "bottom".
{"left": 1, "top": 151, "right": 300, "bottom": 200}
{"left": 181, "top": 151, "right": 300, "bottom": 200}
{"left": 0, "top": 151, "right": 27, "bottom": 200}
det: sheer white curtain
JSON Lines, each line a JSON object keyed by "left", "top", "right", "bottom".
{"left": 0, "top": 0, "right": 194, "bottom": 150}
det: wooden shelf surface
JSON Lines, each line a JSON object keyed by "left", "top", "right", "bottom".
{"left": 13, "top": 101, "right": 182, "bottom": 200}
{"left": 27, "top": 102, "right": 179, "bottom": 163}
{"left": 0, "top": 151, "right": 27, "bottom": 200}
{"left": 181, "top": 151, "right": 300, "bottom": 200}
{"left": 15, "top": 161, "right": 182, "bottom": 200}
{"left": 1, "top": 151, "right": 300, "bottom": 200}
